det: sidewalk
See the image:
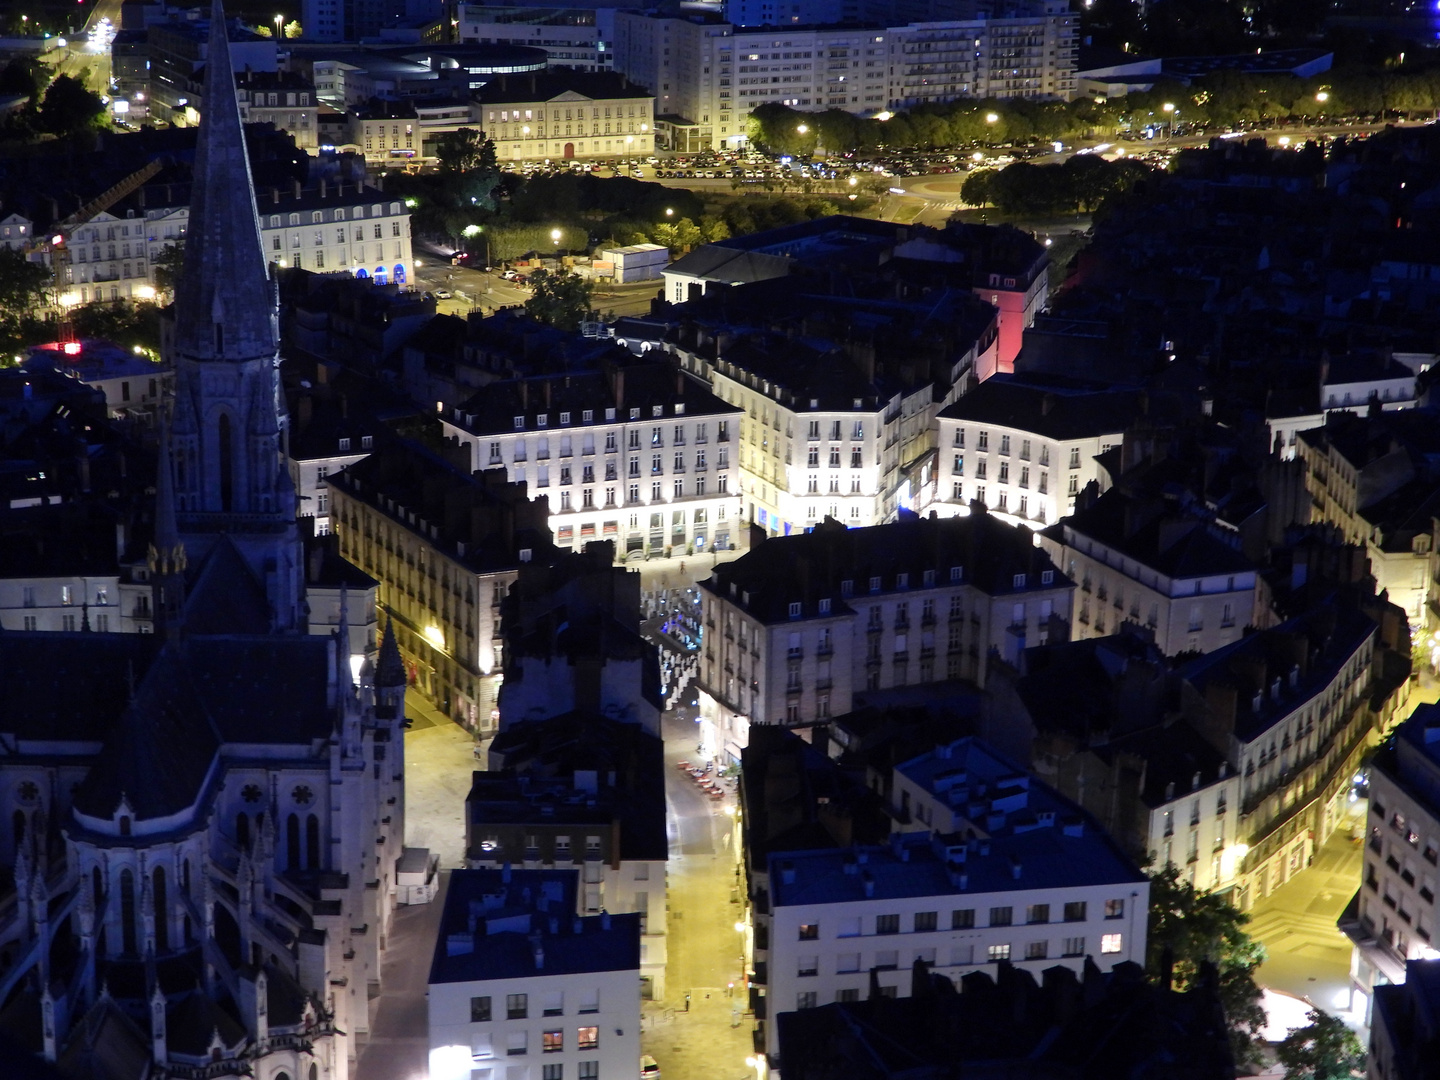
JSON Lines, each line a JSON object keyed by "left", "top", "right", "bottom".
{"left": 403, "top": 687, "right": 478, "bottom": 871}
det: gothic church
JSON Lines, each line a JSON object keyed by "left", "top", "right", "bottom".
{"left": 0, "top": 3, "right": 406, "bottom": 1075}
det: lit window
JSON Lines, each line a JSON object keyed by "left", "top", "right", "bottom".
{"left": 1100, "top": 933, "right": 1123, "bottom": 954}
{"left": 577, "top": 1026, "right": 599, "bottom": 1050}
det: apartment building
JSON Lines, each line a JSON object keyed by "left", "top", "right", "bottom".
{"left": 326, "top": 436, "right": 554, "bottom": 736}
{"left": 614, "top": 3, "right": 1077, "bottom": 151}
{"left": 697, "top": 512, "right": 1072, "bottom": 761}
{"left": 1342, "top": 707, "right": 1440, "bottom": 1026}
{"left": 1185, "top": 604, "right": 1397, "bottom": 910}
{"left": 353, "top": 96, "right": 485, "bottom": 167}
{"left": 1039, "top": 490, "right": 1262, "bottom": 657}
{"left": 468, "top": 713, "right": 669, "bottom": 997}
{"left": 428, "top": 868, "right": 641, "bottom": 1080}
{"left": 759, "top": 738, "right": 1148, "bottom": 1059}
{"left": 441, "top": 357, "right": 743, "bottom": 559}
{"left": 477, "top": 71, "right": 655, "bottom": 163}
{"left": 458, "top": 3, "right": 619, "bottom": 72}
{"left": 933, "top": 376, "right": 1144, "bottom": 529}
{"left": 236, "top": 70, "right": 321, "bottom": 150}
{"left": 1297, "top": 410, "right": 1440, "bottom": 628}
{"left": 52, "top": 177, "right": 414, "bottom": 304}
{"left": 286, "top": 387, "right": 381, "bottom": 537}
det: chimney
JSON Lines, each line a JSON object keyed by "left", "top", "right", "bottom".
{"left": 272, "top": 186, "right": 280, "bottom": 205}
{"left": 532, "top": 941, "right": 545, "bottom": 969}
{"left": 320, "top": 178, "right": 328, "bottom": 198}
{"left": 862, "top": 871, "right": 875, "bottom": 898}
{"left": 294, "top": 179, "right": 302, "bottom": 198}
{"left": 1010, "top": 858, "right": 1022, "bottom": 880}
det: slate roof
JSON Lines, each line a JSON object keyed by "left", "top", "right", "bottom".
{"left": 474, "top": 70, "right": 652, "bottom": 105}
{"left": 0, "top": 634, "right": 158, "bottom": 743}
{"left": 430, "top": 869, "right": 641, "bottom": 985}
{"left": 936, "top": 374, "right": 1147, "bottom": 441}
{"left": 1045, "top": 491, "right": 1256, "bottom": 580}
{"left": 664, "top": 244, "right": 791, "bottom": 285}
{"left": 707, "top": 511, "right": 1069, "bottom": 625}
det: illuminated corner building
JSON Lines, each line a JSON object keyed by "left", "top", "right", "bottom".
{"left": 440, "top": 353, "right": 743, "bottom": 560}
{"left": 427, "top": 868, "right": 641, "bottom": 1080}
{"left": 1341, "top": 707, "right": 1440, "bottom": 1027}
{"left": 237, "top": 70, "right": 322, "bottom": 150}
{"left": 1184, "top": 602, "right": 1406, "bottom": 912}
{"left": 697, "top": 512, "right": 1072, "bottom": 762}
{"left": 327, "top": 435, "right": 555, "bottom": 736}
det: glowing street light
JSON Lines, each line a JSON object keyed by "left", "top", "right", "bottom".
{"left": 665, "top": 207, "right": 674, "bottom": 216}
{"left": 462, "top": 224, "right": 481, "bottom": 237}
{"left": 796, "top": 123, "right": 808, "bottom": 134}
{"left": 875, "top": 110, "right": 893, "bottom": 121}
{"left": 1316, "top": 90, "right": 1329, "bottom": 103}
{"left": 985, "top": 112, "right": 999, "bottom": 123}
{"left": 550, "top": 227, "right": 562, "bottom": 247}
{"left": 274, "top": 13, "right": 283, "bottom": 37}
{"left": 848, "top": 175, "right": 857, "bottom": 186}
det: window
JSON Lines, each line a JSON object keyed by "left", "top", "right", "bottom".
{"left": 507, "top": 994, "right": 528, "bottom": 1019}
{"left": 543, "top": 1031, "right": 563, "bottom": 1053}
{"left": 471, "top": 996, "right": 492, "bottom": 1022}
{"left": 507, "top": 1031, "right": 528, "bottom": 1056}
{"left": 579, "top": 1064, "right": 598, "bottom": 1080}
{"left": 913, "top": 911, "right": 937, "bottom": 932}
{"left": 989, "top": 907, "right": 1013, "bottom": 927}
{"left": 1025, "top": 940, "right": 1048, "bottom": 960}
{"left": 1100, "top": 933, "right": 1123, "bottom": 954}
{"left": 577, "top": 1027, "right": 599, "bottom": 1050}
{"left": 544, "top": 1066, "right": 564, "bottom": 1080}
{"left": 797, "top": 991, "right": 818, "bottom": 1010}
{"left": 875, "top": 914, "right": 900, "bottom": 935}
{"left": 1104, "top": 899, "right": 1125, "bottom": 920}
{"left": 797, "top": 955, "right": 819, "bottom": 976}
{"left": 798, "top": 923, "right": 819, "bottom": 940}
{"left": 543, "top": 991, "right": 564, "bottom": 1016}
{"left": 472, "top": 1032, "right": 494, "bottom": 1058}
{"left": 873, "top": 950, "right": 899, "bottom": 970}
{"left": 951, "top": 908, "right": 975, "bottom": 929}
{"left": 836, "top": 952, "right": 861, "bottom": 973}
{"left": 1026, "top": 904, "right": 1050, "bottom": 924}
{"left": 1062, "top": 937, "right": 1085, "bottom": 957}
{"left": 837, "top": 988, "right": 860, "bottom": 1003}
{"left": 987, "top": 943, "right": 1011, "bottom": 962}
{"left": 1064, "top": 902, "right": 1087, "bottom": 922}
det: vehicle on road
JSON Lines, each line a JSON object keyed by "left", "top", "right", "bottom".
{"left": 432, "top": 288, "right": 452, "bottom": 299}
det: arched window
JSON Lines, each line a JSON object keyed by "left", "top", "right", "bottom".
{"left": 183, "top": 858, "right": 191, "bottom": 895}
{"left": 393, "top": 264, "right": 406, "bottom": 284}
{"left": 236, "top": 813, "right": 250, "bottom": 851}
{"left": 309, "top": 1065, "right": 318, "bottom": 1080}
{"left": 286, "top": 814, "right": 300, "bottom": 871}
{"left": 306, "top": 814, "right": 320, "bottom": 870}
{"left": 120, "top": 869, "right": 136, "bottom": 955}
{"left": 218, "top": 413, "right": 234, "bottom": 512}
{"left": 373, "top": 266, "right": 387, "bottom": 285}
{"left": 91, "top": 866, "right": 103, "bottom": 903}
{"left": 153, "top": 866, "right": 169, "bottom": 953}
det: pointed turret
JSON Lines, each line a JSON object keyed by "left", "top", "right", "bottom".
{"left": 172, "top": 0, "right": 276, "bottom": 366}
{"left": 375, "top": 615, "right": 406, "bottom": 722}
{"left": 150, "top": 417, "right": 187, "bottom": 637}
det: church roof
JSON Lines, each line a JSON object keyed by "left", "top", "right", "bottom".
{"left": 70, "top": 643, "right": 223, "bottom": 821}
{"left": 0, "top": 634, "right": 158, "bottom": 743}
{"left": 164, "top": 990, "right": 247, "bottom": 1057}
{"left": 170, "top": 0, "right": 277, "bottom": 365}
{"left": 182, "top": 534, "right": 274, "bottom": 635}
{"left": 54, "top": 996, "right": 152, "bottom": 1080}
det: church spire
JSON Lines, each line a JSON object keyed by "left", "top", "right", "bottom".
{"left": 149, "top": 416, "right": 187, "bottom": 637}
{"left": 171, "top": 0, "right": 276, "bottom": 367}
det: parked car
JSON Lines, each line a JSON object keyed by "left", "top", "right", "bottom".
{"left": 432, "top": 288, "right": 452, "bottom": 299}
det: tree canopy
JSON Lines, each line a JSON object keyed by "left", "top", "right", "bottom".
{"left": 523, "top": 269, "right": 595, "bottom": 332}
{"left": 1276, "top": 1008, "right": 1365, "bottom": 1080}
{"left": 1146, "top": 866, "right": 1268, "bottom": 1069}
{"left": 39, "top": 75, "right": 107, "bottom": 136}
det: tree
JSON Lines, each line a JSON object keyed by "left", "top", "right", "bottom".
{"left": 1147, "top": 866, "right": 1268, "bottom": 1069}
{"left": 0, "top": 248, "right": 51, "bottom": 322}
{"left": 151, "top": 243, "right": 185, "bottom": 300}
{"left": 523, "top": 269, "right": 594, "bottom": 332}
{"left": 436, "top": 127, "right": 497, "bottom": 175}
{"left": 1276, "top": 1009, "right": 1365, "bottom": 1080}
{"left": 652, "top": 217, "right": 703, "bottom": 255}
{"left": 39, "top": 75, "right": 106, "bottom": 136}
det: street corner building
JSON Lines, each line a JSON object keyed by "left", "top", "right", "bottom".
{"left": 0, "top": 3, "right": 409, "bottom": 1075}
{"left": 427, "top": 868, "right": 642, "bottom": 1080}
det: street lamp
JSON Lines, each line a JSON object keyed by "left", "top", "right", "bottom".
{"left": 274, "top": 13, "right": 283, "bottom": 38}
{"left": 1162, "top": 101, "right": 1176, "bottom": 139}
{"left": 985, "top": 112, "right": 999, "bottom": 124}
{"left": 796, "top": 123, "right": 808, "bottom": 135}
{"left": 625, "top": 134, "right": 634, "bottom": 170}
{"left": 550, "top": 228, "right": 562, "bottom": 251}
{"left": 1316, "top": 91, "right": 1329, "bottom": 103}
{"left": 665, "top": 207, "right": 674, "bottom": 217}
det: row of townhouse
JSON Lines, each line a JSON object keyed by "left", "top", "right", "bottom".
{"left": 43, "top": 177, "right": 414, "bottom": 305}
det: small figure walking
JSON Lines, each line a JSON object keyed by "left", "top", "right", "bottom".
{"left": 684, "top": 992, "right": 691, "bottom": 1012}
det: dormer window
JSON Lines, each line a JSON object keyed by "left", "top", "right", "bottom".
{"left": 515, "top": 416, "right": 525, "bottom": 430}
{"left": 338, "top": 437, "right": 351, "bottom": 452}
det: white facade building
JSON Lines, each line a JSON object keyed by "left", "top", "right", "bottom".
{"left": 441, "top": 362, "right": 744, "bottom": 558}
{"left": 614, "top": 5, "right": 1077, "bottom": 151}
{"left": 759, "top": 739, "right": 1148, "bottom": 1060}
{"left": 698, "top": 513, "right": 1073, "bottom": 761}
{"left": 932, "top": 378, "right": 1143, "bottom": 529}
{"left": 428, "top": 869, "right": 642, "bottom": 1080}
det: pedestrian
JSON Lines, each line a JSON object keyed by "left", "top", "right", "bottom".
{"left": 685, "top": 992, "right": 691, "bottom": 1012}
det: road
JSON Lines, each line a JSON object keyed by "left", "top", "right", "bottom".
{"left": 412, "top": 257, "right": 664, "bottom": 321}
{"left": 48, "top": 0, "right": 122, "bottom": 94}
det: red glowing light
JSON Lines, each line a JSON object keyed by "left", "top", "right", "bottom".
{"left": 62, "top": 342, "right": 82, "bottom": 356}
